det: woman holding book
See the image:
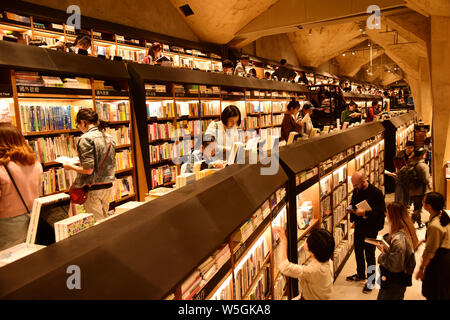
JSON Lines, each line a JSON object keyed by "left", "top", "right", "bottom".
{"left": 63, "top": 109, "right": 116, "bottom": 222}
{"left": 0, "top": 123, "right": 42, "bottom": 250}
{"left": 376, "top": 202, "right": 418, "bottom": 300}
{"left": 143, "top": 42, "right": 163, "bottom": 65}
{"left": 280, "top": 98, "right": 303, "bottom": 142}
{"left": 204, "top": 105, "right": 243, "bottom": 158}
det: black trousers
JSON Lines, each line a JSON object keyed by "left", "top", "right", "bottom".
{"left": 354, "top": 228, "right": 378, "bottom": 279}
{"left": 410, "top": 195, "right": 424, "bottom": 224}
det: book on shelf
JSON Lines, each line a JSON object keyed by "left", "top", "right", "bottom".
{"left": 297, "top": 202, "right": 313, "bottom": 231}
{"left": 209, "top": 275, "right": 233, "bottom": 300}
{"left": 54, "top": 213, "right": 95, "bottom": 242}
{"left": 19, "top": 104, "right": 84, "bottom": 133}
{"left": 146, "top": 101, "right": 176, "bottom": 118}
{"left": 149, "top": 142, "right": 174, "bottom": 163}
{"left": 246, "top": 101, "right": 259, "bottom": 114}
{"left": 41, "top": 167, "right": 77, "bottom": 196}
{"left": 5, "top": 11, "right": 31, "bottom": 24}
{"left": 105, "top": 126, "right": 131, "bottom": 145}
{"left": 96, "top": 101, "right": 130, "bottom": 122}
{"left": 114, "top": 201, "right": 144, "bottom": 215}
{"left": 115, "top": 150, "right": 133, "bottom": 171}
{"left": 176, "top": 172, "right": 195, "bottom": 188}
{"left": 110, "top": 176, "right": 134, "bottom": 202}
{"left": 201, "top": 101, "right": 220, "bottom": 117}
{"left": 147, "top": 187, "right": 176, "bottom": 198}
{"left": 245, "top": 266, "right": 271, "bottom": 300}
{"left": 145, "top": 84, "right": 167, "bottom": 94}
{"left": 15, "top": 71, "right": 44, "bottom": 87}
{"left": 54, "top": 156, "right": 79, "bottom": 165}
{"left": 0, "top": 243, "right": 45, "bottom": 268}
{"left": 175, "top": 101, "right": 199, "bottom": 117}
{"left": 151, "top": 165, "right": 177, "bottom": 189}
{"left": 29, "top": 134, "right": 78, "bottom": 164}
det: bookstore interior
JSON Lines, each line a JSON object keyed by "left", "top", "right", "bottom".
{"left": 0, "top": 0, "right": 449, "bottom": 303}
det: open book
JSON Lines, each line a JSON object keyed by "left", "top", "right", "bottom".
{"left": 55, "top": 156, "right": 79, "bottom": 165}
{"left": 365, "top": 238, "right": 390, "bottom": 251}
{"left": 356, "top": 200, "right": 372, "bottom": 211}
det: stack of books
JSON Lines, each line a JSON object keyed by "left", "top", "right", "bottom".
{"left": 175, "top": 172, "right": 195, "bottom": 188}
{"left": 42, "top": 76, "right": 64, "bottom": 87}
{"left": 0, "top": 243, "right": 45, "bottom": 268}
{"left": 5, "top": 12, "right": 31, "bottom": 24}
{"left": 145, "top": 84, "right": 167, "bottom": 94}
{"left": 54, "top": 213, "right": 95, "bottom": 242}
{"left": 15, "top": 71, "right": 44, "bottom": 87}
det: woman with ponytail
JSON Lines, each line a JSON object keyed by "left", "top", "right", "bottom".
{"left": 376, "top": 202, "right": 418, "bottom": 300}
{"left": 63, "top": 109, "right": 116, "bottom": 221}
{"left": 416, "top": 192, "right": 450, "bottom": 300}
{"left": 0, "top": 123, "right": 42, "bottom": 250}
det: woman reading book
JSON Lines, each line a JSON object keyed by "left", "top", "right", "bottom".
{"left": 0, "top": 123, "right": 42, "bottom": 250}
{"left": 204, "top": 105, "right": 243, "bottom": 159}
{"left": 376, "top": 202, "right": 418, "bottom": 300}
{"left": 63, "top": 109, "right": 116, "bottom": 222}
{"left": 280, "top": 98, "right": 303, "bottom": 142}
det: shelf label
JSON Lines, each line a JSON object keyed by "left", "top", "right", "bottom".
{"left": 18, "top": 86, "right": 40, "bottom": 93}
{"left": 95, "top": 90, "right": 110, "bottom": 96}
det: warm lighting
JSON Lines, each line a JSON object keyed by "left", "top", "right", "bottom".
{"left": 352, "top": 51, "right": 356, "bottom": 55}
{"left": 209, "top": 274, "right": 232, "bottom": 300}
{"left": 342, "top": 52, "right": 346, "bottom": 56}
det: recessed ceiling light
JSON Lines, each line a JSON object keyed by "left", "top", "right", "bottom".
{"left": 352, "top": 51, "right": 356, "bottom": 55}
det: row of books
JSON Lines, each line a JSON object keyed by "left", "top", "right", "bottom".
{"left": 209, "top": 275, "right": 233, "bottom": 300}
{"left": 273, "top": 273, "right": 287, "bottom": 300}
{"left": 116, "top": 48, "right": 146, "bottom": 62}
{"left": 19, "top": 104, "right": 84, "bottom": 133}
{"left": 29, "top": 134, "right": 78, "bottom": 164}
{"left": 273, "top": 115, "right": 283, "bottom": 126}
{"left": 296, "top": 167, "right": 318, "bottom": 186}
{"left": 333, "top": 184, "right": 347, "bottom": 208}
{"left": 150, "top": 165, "right": 177, "bottom": 189}
{"left": 96, "top": 101, "right": 130, "bottom": 122}
{"left": 298, "top": 238, "right": 312, "bottom": 266}
{"left": 320, "top": 175, "right": 332, "bottom": 198}
{"left": 149, "top": 141, "right": 192, "bottom": 164}
{"left": 244, "top": 266, "right": 271, "bottom": 300}
{"left": 333, "top": 166, "right": 347, "bottom": 187}
{"left": 105, "top": 126, "right": 131, "bottom": 145}
{"left": 148, "top": 122, "right": 175, "bottom": 141}
{"left": 234, "top": 234, "right": 270, "bottom": 300}
{"left": 321, "top": 196, "right": 331, "bottom": 217}
{"left": 322, "top": 215, "right": 333, "bottom": 233}
{"left": 146, "top": 101, "right": 177, "bottom": 118}
{"left": 245, "top": 117, "right": 259, "bottom": 130}
{"left": 260, "top": 115, "right": 272, "bottom": 127}
{"left": 181, "top": 244, "right": 231, "bottom": 300}
{"left": 4, "top": 11, "right": 31, "bottom": 24}
{"left": 15, "top": 71, "right": 91, "bottom": 89}
{"left": 260, "top": 102, "right": 272, "bottom": 114}
{"left": 272, "top": 102, "right": 287, "bottom": 113}
{"left": 334, "top": 201, "right": 348, "bottom": 227}
{"left": 246, "top": 102, "right": 259, "bottom": 114}
{"left": 110, "top": 176, "right": 134, "bottom": 202}
{"left": 297, "top": 201, "right": 313, "bottom": 232}
{"left": 333, "top": 231, "right": 354, "bottom": 273}
{"left": 41, "top": 167, "right": 77, "bottom": 196}
{"left": 115, "top": 150, "right": 133, "bottom": 171}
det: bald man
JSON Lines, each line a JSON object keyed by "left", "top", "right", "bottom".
{"left": 346, "top": 172, "right": 386, "bottom": 294}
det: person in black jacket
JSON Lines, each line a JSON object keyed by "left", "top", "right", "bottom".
{"left": 346, "top": 172, "right": 386, "bottom": 294}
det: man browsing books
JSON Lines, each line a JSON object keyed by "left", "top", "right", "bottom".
{"left": 346, "top": 172, "right": 386, "bottom": 294}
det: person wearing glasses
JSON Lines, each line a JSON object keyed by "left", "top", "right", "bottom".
{"left": 346, "top": 172, "right": 386, "bottom": 294}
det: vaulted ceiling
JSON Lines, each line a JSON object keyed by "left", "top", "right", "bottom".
{"left": 25, "top": 0, "right": 438, "bottom": 87}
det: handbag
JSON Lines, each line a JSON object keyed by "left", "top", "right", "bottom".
{"left": 68, "top": 142, "right": 112, "bottom": 204}
{"left": 4, "top": 164, "right": 31, "bottom": 214}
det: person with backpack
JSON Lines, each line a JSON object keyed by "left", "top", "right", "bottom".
{"left": 405, "top": 148, "right": 432, "bottom": 229}
{"left": 346, "top": 172, "right": 386, "bottom": 294}
{"left": 376, "top": 202, "right": 418, "bottom": 300}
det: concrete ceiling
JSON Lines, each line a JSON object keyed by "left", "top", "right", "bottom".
{"left": 169, "top": 0, "right": 278, "bottom": 44}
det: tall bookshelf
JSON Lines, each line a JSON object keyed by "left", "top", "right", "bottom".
{"left": 128, "top": 63, "right": 309, "bottom": 194}
{"left": 0, "top": 9, "right": 222, "bottom": 70}
{"left": 0, "top": 41, "right": 141, "bottom": 208}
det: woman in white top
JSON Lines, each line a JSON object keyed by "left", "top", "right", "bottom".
{"left": 205, "top": 105, "right": 242, "bottom": 156}
{"left": 273, "top": 227, "right": 335, "bottom": 300}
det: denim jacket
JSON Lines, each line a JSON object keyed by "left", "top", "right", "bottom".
{"left": 73, "top": 127, "right": 116, "bottom": 188}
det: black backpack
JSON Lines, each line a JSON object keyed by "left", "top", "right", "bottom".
{"left": 397, "top": 161, "right": 422, "bottom": 188}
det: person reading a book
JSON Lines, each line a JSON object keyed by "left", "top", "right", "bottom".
{"left": 416, "top": 192, "right": 450, "bottom": 300}
{"left": 376, "top": 202, "right": 418, "bottom": 300}
{"left": 346, "top": 172, "right": 386, "bottom": 294}
{"left": 63, "top": 109, "right": 116, "bottom": 222}
{"left": 340, "top": 101, "right": 361, "bottom": 125}
{"left": 297, "top": 102, "right": 314, "bottom": 136}
{"left": 280, "top": 98, "right": 303, "bottom": 142}
{"left": 191, "top": 135, "right": 225, "bottom": 169}
{"left": 143, "top": 42, "right": 163, "bottom": 65}
{"left": 222, "top": 60, "right": 234, "bottom": 75}
{"left": 0, "top": 123, "right": 42, "bottom": 250}
{"left": 272, "top": 227, "right": 335, "bottom": 300}
{"left": 204, "top": 105, "right": 242, "bottom": 158}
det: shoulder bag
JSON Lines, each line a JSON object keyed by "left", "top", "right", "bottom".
{"left": 68, "top": 142, "right": 112, "bottom": 204}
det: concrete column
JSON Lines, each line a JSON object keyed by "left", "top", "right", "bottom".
{"left": 408, "top": 77, "right": 422, "bottom": 120}
{"left": 418, "top": 57, "right": 433, "bottom": 125}
{"left": 430, "top": 15, "right": 450, "bottom": 194}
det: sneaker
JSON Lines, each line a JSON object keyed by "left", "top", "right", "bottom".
{"left": 362, "top": 283, "right": 373, "bottom": 294}
{"left": 346, "top": 274, "right": 366, "bottom": 282}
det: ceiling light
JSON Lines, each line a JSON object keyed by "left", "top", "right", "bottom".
{"left": 352, "top": 51, "right": 356, "bottom": 55}
{"left": 342, "top": 53, "right": 346, "bottom": 56}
